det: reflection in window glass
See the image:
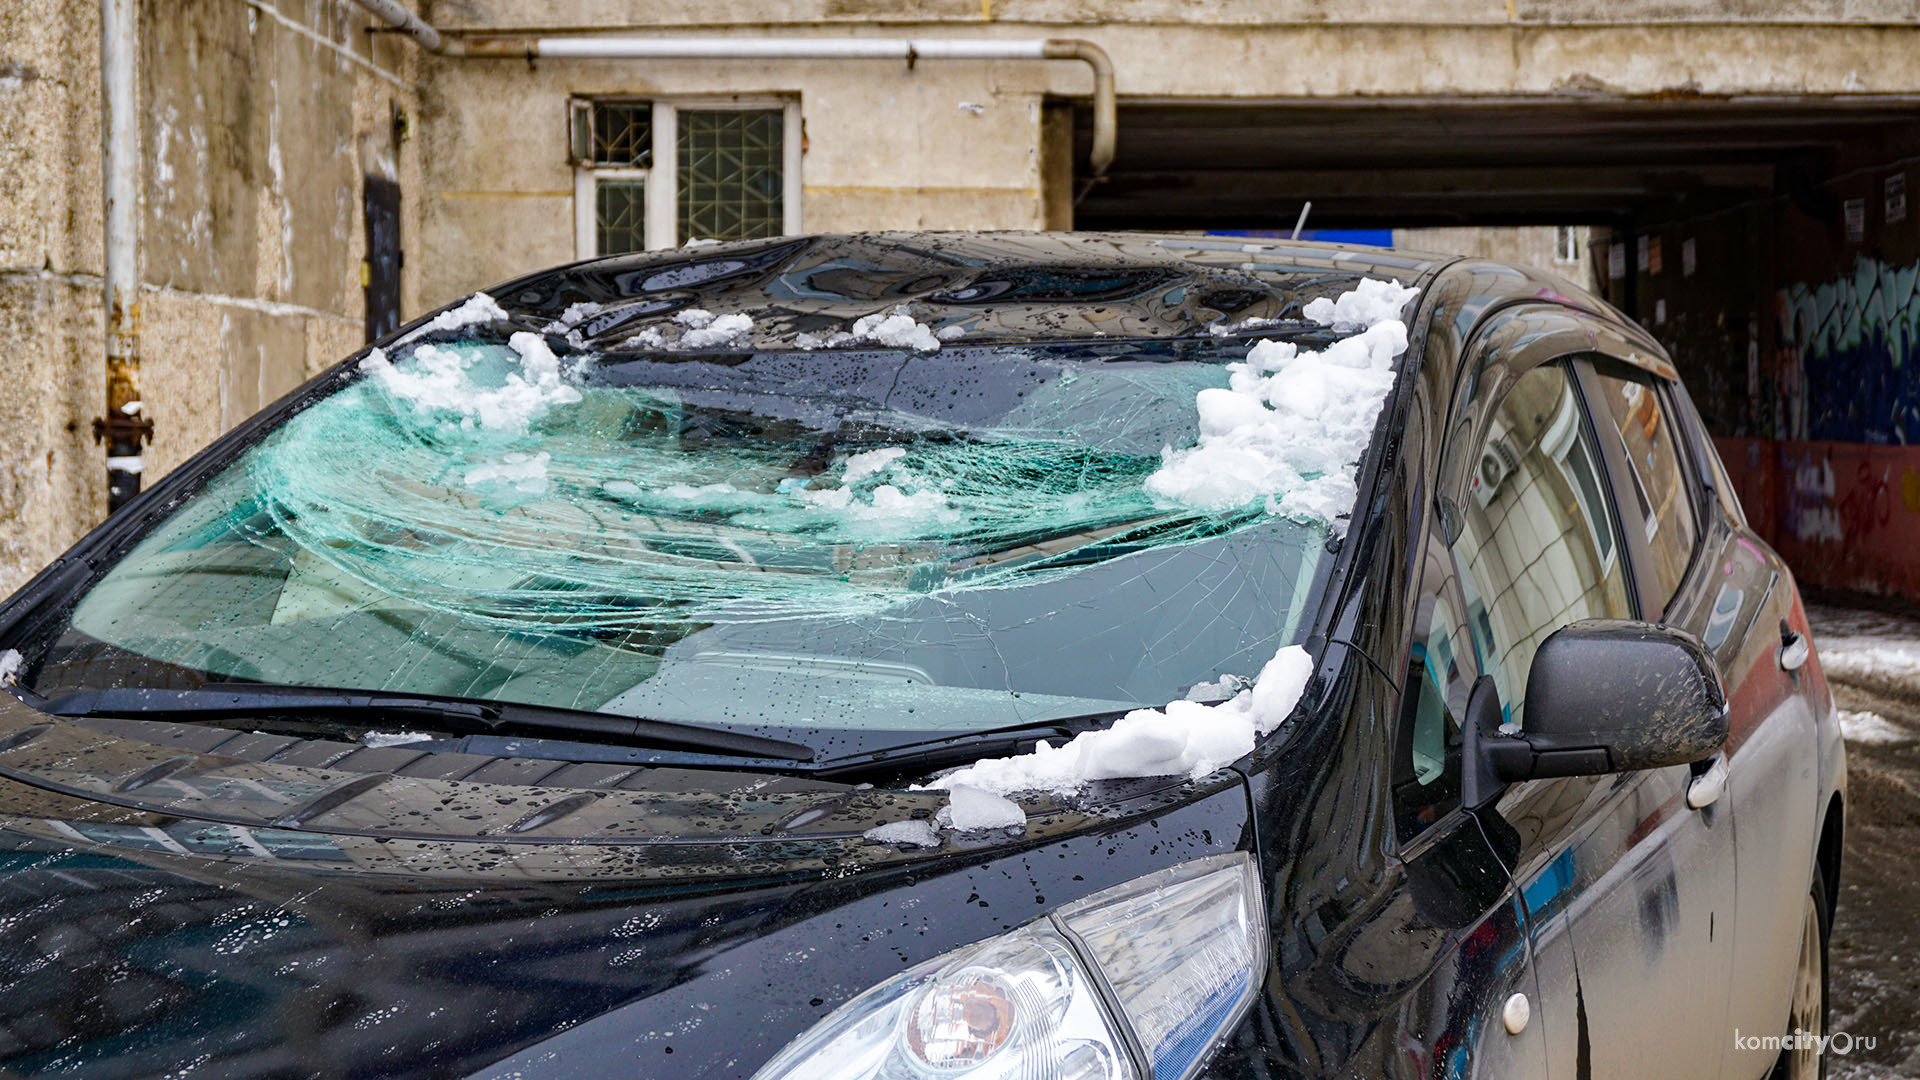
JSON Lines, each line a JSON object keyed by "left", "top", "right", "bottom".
{"left": 1394, "top": 534, "right": 1477, "bottom": 841}
{"left": 595, "top": 179, "right": 647, "bottom": 255}
{"left": 1453, "top": 363, "right": 1631, "bottom": 728}
{"left": 677, "top": 109, "right": 785, "bottom": 242}
{"left": 1590, "top": 373, "right": 1699, "bottom": 611}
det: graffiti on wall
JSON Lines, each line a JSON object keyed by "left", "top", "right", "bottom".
{"left": 1776, "top": 255, "right": 1920, "bottom": 444}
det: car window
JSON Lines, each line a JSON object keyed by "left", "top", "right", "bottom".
{"left": 1451, "top": 362, "right": 1633, "bottom": 729}
{"left": 1586, "top": 369, "right": 1700, "bottom": 613}
{"left": 1394, "top": 531, "right": 1479, "bottom": 842}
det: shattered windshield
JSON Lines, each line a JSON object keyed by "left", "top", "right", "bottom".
{"left": 9, "top": 255, "right": 1417, "bottom": 760}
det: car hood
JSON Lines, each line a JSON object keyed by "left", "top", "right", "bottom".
{"left": 0, "top": 698, "right": 1254, "bottom": 1079}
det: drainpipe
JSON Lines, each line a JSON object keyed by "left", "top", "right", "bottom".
{"left": 349, "top": 2, "right": 1117, "bottom": 177}
{"left": 96, "top": 0, "right": 152, "bottom": 511}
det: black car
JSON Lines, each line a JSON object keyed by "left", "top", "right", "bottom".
{"left": 0, "top": 233, "right": 1842, "bottom": 1080}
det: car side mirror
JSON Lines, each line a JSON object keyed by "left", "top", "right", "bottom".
{"left": 1464, "top": 619, "right": 1728, "bottom": 808}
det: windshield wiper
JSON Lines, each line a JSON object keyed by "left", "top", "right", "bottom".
{"left": 808, "top": 712, "right": 1122, "bottom": 781}
{"left": 36, "top": 683, "right": 815, "bottom": 763}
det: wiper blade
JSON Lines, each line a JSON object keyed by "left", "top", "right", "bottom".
{"left": 37, "top": 684, "right": 815, "bottom": 763}
{"left": 810, "top": 712, "right": 1121, "bottom": 780}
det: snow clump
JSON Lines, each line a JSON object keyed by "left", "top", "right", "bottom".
{"left": 361, "top": 731, "right": 433, "bottom": 748}
{"left": 789, "top": 447, "right": 957, "bottom": 525}
{"left": 796, "top": 306, "right": 944, "bottom": 352}
{"left": 1144, "top": 276, "right": 1419, "bottom": 527}
{"left": 675, "top": 308, "right": 754, "bottom": 349}
{"left": 929, "top": 644, "right": 1314, "bottom": 799}
{"left": 396, "top": 292, "right": 510, "bottom": 345}
{"left": 359, "top": 331, "right": 582, "bottom": 436}
{"left": 862, "top": 819, "right": 942, "bottom": 848}
{"left": 463, "top": 452, "right": 551, "bottom": 495}
{"left": 935, "top": 785, "right": 1027, "bottom": 832}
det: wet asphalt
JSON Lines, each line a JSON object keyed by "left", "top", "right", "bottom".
{"left": 1805, "top": 603, "right": 1920, "bottom": 1079}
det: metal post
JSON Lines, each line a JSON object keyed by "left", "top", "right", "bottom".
{"left": 97, "top": 0, "right": 152, "bottom": 511}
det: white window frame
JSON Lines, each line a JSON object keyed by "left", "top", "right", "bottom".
{"left": 572, "top": 97, "right": 802, "bottom": 257}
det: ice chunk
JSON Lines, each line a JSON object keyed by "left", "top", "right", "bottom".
{"left": 660, "top": 482, "right": 739, "bottom": 499}
{"left": 930, "top": 644, "right": 1313, "bottom": 797}
{"left": 464, "top": 451, "right": 551, "bottom": 494}
{"left": 863, "top": 819, "right": 942, "bottom": 848}
{"left": 935, "top": 784, "right": 1026, "bottom": 831}
{"left": 675, "top": 308, "right": 755, "bottom": 349}
{"left": 1144, "top": 277, "right": 1418, "bottom": 531}
{"left": 840, "top": 447, "right": 906, "bottom": 484}
{"left": 0, "top": 649, "right": 20, "bottom": 685}
{"left": 358, "top": 331, "right": 582, "bottom": 436}
{"left": 396, "top": 291, "right": 510, "bottom": 344}
{"left": 1302, "top": 277, "right": 1419, "bottom": 332}
{"left": 361, "top": 731, "right": 432, "bottom": 748}
{"left": 796, "top": 307, "right": 944, "bottom": 352}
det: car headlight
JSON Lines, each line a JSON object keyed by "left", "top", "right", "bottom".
{"left": 750, "top": 853, "right": 1267, "bottom": 1080}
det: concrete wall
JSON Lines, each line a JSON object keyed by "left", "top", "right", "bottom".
{"left": 6, "top": 0, "right": 1920, "bottom": 597}
{"left": 0, "top": 0, "right": 420, "bottom": 594}
{"left": 1397, "top": 226, "right": 1595, "bottom": 291}
{"left": 415, "top": 1, "right": 1920, "bottom": 301}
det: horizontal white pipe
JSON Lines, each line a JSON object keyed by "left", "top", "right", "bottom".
{"left": 348, "top": 2, "right": 1116, "bottom": 174}
{"left": 530, "top": 37, "right": 1049, "bottom": 60}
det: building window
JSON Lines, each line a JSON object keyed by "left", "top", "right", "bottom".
{"left": 1553, "top": 225, "right": 1582, "bottom": 264}
{"left": 571, "top": 98, "right": 799, "bottom": 256}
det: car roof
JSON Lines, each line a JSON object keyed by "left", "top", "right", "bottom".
{"left": 480, "top": 231, "right": 1462, "bottom": 350}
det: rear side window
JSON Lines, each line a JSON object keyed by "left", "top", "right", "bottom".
{"left": 1450, "top": 363, "right": 1633, "bottom": 729}
{"left": 1587, "top": 370, "right": 1699, "bottom": 613}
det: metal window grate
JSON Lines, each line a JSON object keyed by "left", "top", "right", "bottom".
{"left": 588, "top": 102, "right": 653, "bottom": 167}
{"left": 595, "top": 179, "right": 647, "bottom": 254}
{"left": 677, "top": 109, "right": 784, "bottom": 242}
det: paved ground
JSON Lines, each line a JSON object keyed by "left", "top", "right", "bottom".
{"left": 1805, "top": 603, "right": 1920, "bottom": 1079}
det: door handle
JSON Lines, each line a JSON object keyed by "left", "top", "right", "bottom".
{"left": 1779, "top": 624, "right": 1809, "bottom": 672}
{"left": 1687, "top": 753, "right": 1728, "bottom": 810}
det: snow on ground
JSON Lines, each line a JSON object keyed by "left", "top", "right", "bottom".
{"left": 1144, "top": 278, "right": 1419, "bottom": 527}
{"left": 1837, "top": 709, "right": 1912, "bottom": 745}
{"left": 1808, "top": 603, "right": 1920, "bottom": 718}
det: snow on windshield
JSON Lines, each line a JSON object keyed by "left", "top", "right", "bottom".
{"left": 49, "top": 274, "right": 1417, "bottom": 814}
{"left": 898, "top": 277, "right": 1420, "bottom": 832}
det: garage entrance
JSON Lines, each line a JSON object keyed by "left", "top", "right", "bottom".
{"left": 1072, "top": 96, "right": 1920, "bottom": 601}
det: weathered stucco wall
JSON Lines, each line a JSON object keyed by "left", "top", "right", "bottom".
{"left": 414, "top": 1, "right": 1920, "bottom": 301}
{"left": 0, "top": 1, "right": 420, "bottom": 594}
{"left": 7, "top": 0, "right": 1920, "bottom": 596}
{"left": 1397, "top": 226, "right": 1594, "bottom": 291}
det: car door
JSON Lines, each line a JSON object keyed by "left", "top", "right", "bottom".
{"left": 1375, "top": 525, "right": 1552, "bottom": 1080}
{"left": 1437, "top": 346, "right": 1737, "bottom": 1079}
{"left": 1581, "top": 361, "right": 1821, "bottom": 1079}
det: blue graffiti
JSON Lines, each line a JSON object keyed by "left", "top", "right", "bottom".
{"left": 1779, "top": 256, "right": 1920, "bottom": 444}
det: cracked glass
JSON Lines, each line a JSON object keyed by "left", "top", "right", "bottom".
{"left": 16, "top": 332, "right": 1336, "bottom": 749}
